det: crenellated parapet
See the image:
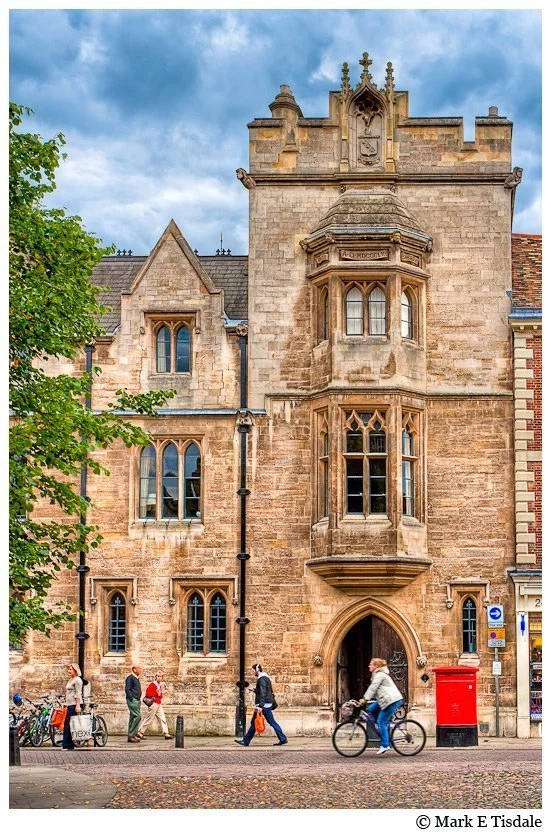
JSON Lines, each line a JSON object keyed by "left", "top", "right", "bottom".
{"left": 248, "top": 52, "right": 513, "bottom": 179}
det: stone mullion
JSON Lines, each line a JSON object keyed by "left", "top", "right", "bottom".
{"left": 387, "top": 271, "right": 400, "bottom": 348}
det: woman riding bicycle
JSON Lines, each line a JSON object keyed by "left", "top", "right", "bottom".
{"left": 360, "top": 657, "right": 403, "bottom": 755}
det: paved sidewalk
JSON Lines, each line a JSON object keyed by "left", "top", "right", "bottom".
{"left": 49, "top": 732, "right": 541, "bottom": 752}
{"left": 10, "top": 766, "right": 117, "bottom": 809}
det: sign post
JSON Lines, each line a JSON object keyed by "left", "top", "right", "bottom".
{"left": 487, "top": 605, "right": 505, "bottom": 738}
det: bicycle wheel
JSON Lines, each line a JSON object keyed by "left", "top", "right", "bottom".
{"left": 390, "top": 718, "right": 426, "bottom": 756}
{"left": 332, "top": 720, "right": 368, "bottom": 757}
{"left": 50, "top": 725, "right": 64, "bottom": 747}
{"left": 28, "top": 716, "right": 45, "bottom": 747}
{"left": 93, "top": 715, "right": 108, "bottom": 747}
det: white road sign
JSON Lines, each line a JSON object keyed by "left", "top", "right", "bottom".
{"left": 487, "top": 605, "right": 504, "bottom": 626}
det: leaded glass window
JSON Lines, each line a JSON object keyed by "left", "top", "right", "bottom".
{"left": 176, "top": 325, "right": 191, "bottom": 373}
{"left": 184, "top": 443, "right": 201, "bottom": 519}
{"left": 139, "top": 444, "right": 157, "bottom": 519}
{"left": 368, "top": 286, "right": 386, "bottom": 335}
{"left": 344, "top": 411, "right": 387, "bottom": 516}
{"left": 209, "top": 593, "right": 227, "bottom": 653}
{"left": 323, "top": 289, "right": 329, "bottom": 341}
{"left": 346, "top": 286, "right": 363, "bottom": 335}
{"left": 156, "top": 326, "right": 171, "bottom": 373}
{"left": 402, "top": 428, "right": 414, "bottom": 516}
{"left": 319, "top": 430, "right": 329, "bottom": 519}
{"left": 108, "top": 592, "right": 126, "bottom": 653}
{"left": 401, "top": 291, "right": 414, "bottom": 340}
{"left": 161, "top": 442, "right": 179, "bottom": 518}
{"left": 187, "top": 593, "right": 204, "bottom": 653}
{"left": 462, "top": 598, "right": 477, "bottom": 653}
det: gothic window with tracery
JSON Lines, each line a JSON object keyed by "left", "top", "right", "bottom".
{"left": 139, "top": 444, "right": 157, "bottom": 519}
{"left": 209, "top": 593, "right": 227, "bottom": 653}
{"left": 401, "top": 412, "right": 419, "bottom": 518}
{"left": 162, "top": 442, "right": 179, "bottom": 519}
{"left": 153, "top": 319, "right": 193, "bottom": 374}
{"left": 184, "top": 589, "right": 228, "bottom": 655}
{"left": 344, "top": 410, "right": 387, "bottom": 515}
{"left": 186, "top": 593, "right": 204, "bottom": 653}
{"left": 462, "top": 597, "right": 477, "bottom": 654}
{"left": 108, "top": 592, "right": 127, "bottom": 653}
{"left": 156, "top": 325, "right": 171, "bottom": 373}
{"left": 368, "top": 285, "right": 386, "bottom": 335}
{"left": 318, "top": 417, "right": 329, "bottom": 520}
{"left": 346, "top": 286, "right": 363, "bottom": 335}
{"left": 138, "top": 440, "right": 202, "bottom": 522}
{"left": 184, "top": 442, "right": 201, "bottom": 519}
{"left": 401, "top": 289, "right": 414, "bottom": 341}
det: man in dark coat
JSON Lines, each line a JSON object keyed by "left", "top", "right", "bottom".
{"left": 125, "top": 665, "right": 142, "bottom": 742}
{"left": 235, "top": 663, "right": 288, "bottom": 746}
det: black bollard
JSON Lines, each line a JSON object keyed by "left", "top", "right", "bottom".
{"left": 175, "top": 715, "right": 184, "bottom": 748}
{"left": 9, "top": 725, "right": 21, "bottom": 766}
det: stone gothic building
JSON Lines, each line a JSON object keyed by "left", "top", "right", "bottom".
{"left": 11, "top": 54, "right": 542, "bottom": 738}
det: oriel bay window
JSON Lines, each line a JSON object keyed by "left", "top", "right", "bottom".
{"left": 138, "top": 440, "right": 202, "bottom": 521}
{"left": 344, "top": 410, "right": 387, "bottom": 516}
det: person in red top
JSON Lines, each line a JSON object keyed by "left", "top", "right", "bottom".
{"left": 136, "top": 671, "right": 173, "bottom": 739}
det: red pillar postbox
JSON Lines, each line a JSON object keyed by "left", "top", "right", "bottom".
{"left": 432, "top": 666, "right": 479, "bottom": 747}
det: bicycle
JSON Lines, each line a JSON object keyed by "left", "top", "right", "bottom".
{"left": 28, "top": 695, "right": 59, "bottom": 747}
{"left": 332, "top": 700, "right": 426, "bottom": 758}
{"left": 52, "top": 702, "right": 108, "bottom": 748}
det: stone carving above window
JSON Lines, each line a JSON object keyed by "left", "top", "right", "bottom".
{"left": 356, "top": 102, "right": 384, "bottom": 168}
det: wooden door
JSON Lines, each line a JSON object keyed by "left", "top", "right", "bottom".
{"left": 371, "top": 616, "right": 409, "bottom": 706}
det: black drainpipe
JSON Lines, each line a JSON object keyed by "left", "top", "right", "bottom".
{"left": 76, "top": 343, "right": 95, "bottom": 677}
{"left": 235, "top": 325, "right": 250, "bottom": 736}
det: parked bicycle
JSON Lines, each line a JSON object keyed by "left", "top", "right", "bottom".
{"left": 332, "top": 699, "right": 426, "bottom": 757}
{"left": 50, "top": 701, "right": 108, "bottom": 748}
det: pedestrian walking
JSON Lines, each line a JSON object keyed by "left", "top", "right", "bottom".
{"left": 359, "top": 657, "right": 404, "bottom": 755}
{"left": 235, "top": 663, "right": 288, "bottom": 747}
{"left": 62, "top": 662, "right": 83, "bottom": 750}
{"left": 125, "top": 664, "right": 142, "bottom": 743}
{"left": 137, "top": 671, "right": 173, "bottom": 739}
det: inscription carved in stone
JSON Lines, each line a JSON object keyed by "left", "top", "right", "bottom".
{"left": 401, "top": 251, "right": 421, "bottom": 267}
{"left": 314, "top": 252, "right": 329, "bottom": 268}
{"left": 340, "top": 249, "right": 388, "bottom": 261}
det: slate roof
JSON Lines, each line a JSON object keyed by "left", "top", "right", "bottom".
{"left": 91, "top": 254, "right": 248, "bottom": 334}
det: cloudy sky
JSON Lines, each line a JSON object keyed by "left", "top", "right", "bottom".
{"left": 9, "top": 9, "right": 541, "bottom": 256}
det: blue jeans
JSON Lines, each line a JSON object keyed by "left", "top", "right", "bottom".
{"left": 62, "top": 704, "right": 77, "bottom": 749}
{"left": 243, "top": 707, "right": 287, "bottom": 744}
{"left": 367, "top": 699, "right": 403, "bottom": 748}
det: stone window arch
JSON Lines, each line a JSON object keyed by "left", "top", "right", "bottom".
{"left": 368, "top": 284, "right": 386, "bottom": 335}
{"left": 107, "top": 591, "right": 127, "bottom": 653}
{"left": 345, "top": 285, "right": 363, "bottom": 335}
{"left": 462, "top": 597, "right": 478, "bottom": 654}
{"left": 161, "top": 442, "right": 179, "bottom": 519}
{"left": 344, "top": 409, "right": 387, "bottom": 516}
{"left": 401, "top": 288, "right": 415, "bottom": 341}
{"left": 156, "top": 325, "right": 171, "bottom": 373}
{"left": 176, "top": 324, "right": 191, "bottom": 373}
{"left": 139, "top": 444, "right": 157, "bottom": 519}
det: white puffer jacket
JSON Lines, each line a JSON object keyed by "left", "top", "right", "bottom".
{"left": 363, "top": 666, "right": 402, "bottom": 710}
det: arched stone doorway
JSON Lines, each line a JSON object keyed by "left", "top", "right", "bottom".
{"left": 336, "top": 615, "right": 409, "bottom": 713}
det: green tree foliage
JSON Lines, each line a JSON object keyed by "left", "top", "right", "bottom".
{"left": 9, "top": 103, "right": 173, "bottom": 644}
